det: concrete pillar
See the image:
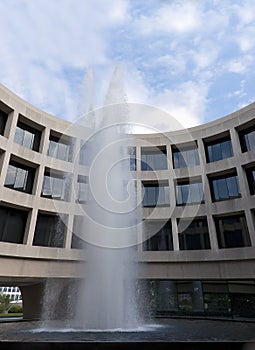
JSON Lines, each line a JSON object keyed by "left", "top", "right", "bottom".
{"left": 192, "top": 281, "right": 204, "bottom": 313}
{"left": 20, "top": 283, "right": 45, "bottom": 320}
{"left": 171, "top": 218, "right": 180, "bottom": 251}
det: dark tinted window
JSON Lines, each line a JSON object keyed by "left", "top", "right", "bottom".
{"left": 178, "top": 218, "right": 211, "bottom": 250}
{"left": 48, "top": 135, "right": 71, "bottom": 162}
{"left": 41, "top": 173, "right": 68, "bottom": 201}
{"left": 0, "top": 205, "right": 27, "bottom": 244}
{"left": 4, "top": 161, "right": 35, "bottom": 194}
{"left": 246, "top": 167, "right": 255, "bottom": 195}
{"left": 210, "top": 173, "right": 240, "bottom": 201}
{"left": 143, "top": 220, "right": 173, "bottom": 251}
{"left": 141, "top": 146, "right": 167, "bottom": 171}
{"left": 215, "top": 214, "right": 251, "bottom": 248}
{"left": 0, "top": 110, "right": 8, "bottom": 136}
{"left": 239, "top": 126, "right": 255, "bottom": 152}
{"left": 142, "top": 182, "right": 170, "bottom": 207}
{"left": 205, "top": 137, "right": 233, "bottom": 163}
{"left": 176, "top": 180, "right": 204, "bottom": 205}
{"left": 33, "top": 213, "right": 66, "bottom": 248}
{"left": 172, "top": 145, "right": 200, "bottom": 168}
{"left": 72, "top": 215, "right": 86, "bottom": 249}
{"left": 14, "top": 121, "right": 41, "bottom": 151}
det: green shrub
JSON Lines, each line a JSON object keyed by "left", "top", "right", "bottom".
{"left": 8, "top": 305, "right": 23, "bottom": 313}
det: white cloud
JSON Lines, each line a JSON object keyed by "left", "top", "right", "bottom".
{"left": 0, "top": 0, "right": 129, "bottom": 119}
{"left": 226, "top": 53, "right": 254, "bottom": 76}
{"left": 123, "top": 64, "right": 208, "bottom": 131}
{"left": 134, "top": 1, "right": 202, "bottom": 35}
{"left": 0, "top": 0, "right": 255, "bottom": 131}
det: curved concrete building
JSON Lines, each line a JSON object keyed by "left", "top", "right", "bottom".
{"left": 1, "top": 83, "right": 255, "bottom": 319}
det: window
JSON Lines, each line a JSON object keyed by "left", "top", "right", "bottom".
{"left": 41, "top": 172, "right": 68, "bottom": 201}
{"left": 14, "top": 121, "right": 41, "bottom": 151}
{"left": 0, "top": 110, "right": 8, "bottom": 136}
{"left": 33, "top": 213, "right": 66, "bottom": 248}
{"left": 246, "top": 167, "right": 255, "bottom": 195}
{"left": 142, "top": 181, "right": 170, "bottom": 207}
{"left": 239, "top": 125, "right": 255, "bottom": 152}
{"left": 176, "top": 179, "right": 204, "bottom": 205}
{"left": 48, "top": 134, "right": 72, "bottom": 162}
{"left": 204, "top": 135, "right": 233, "bottom": 163}
{"left": 143, "top": 220, "right": 173, "bottom": 251}
{"left": 209, "top": 172, "right": 240, "bottom": 201}
{"left": 0, "top": 205, "right": 28, "bottom": 244}
{"left": 178, "top": 218, "right": 211, "bottom": 250}
{"left": 77, "top": 175, "right": 88, "bottom": 203}
{"left": 172, "top": 144, "right": 200, "bottom": 168}
{"left": 141, "top": 146, "right": 167, "bottom": 171}
{"left": 4, "top": 161, "right": 35, "bottom": 194}
{"left": 215, "top": 213, "right": 251, "bottom": 248}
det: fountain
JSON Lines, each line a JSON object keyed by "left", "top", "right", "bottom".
{"left": 39, "top": 65, "right": 142, "bottom": 331}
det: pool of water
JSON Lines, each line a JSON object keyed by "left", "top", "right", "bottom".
{"left": 1, "top": 318, "right": 255, "bottom": 342}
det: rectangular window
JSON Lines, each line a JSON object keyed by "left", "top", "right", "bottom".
{"left": 215, "top": 213, "right": 251, "bottom": 248}
{"left": 246, "top": 167, "right": 255, "bottom": 195}
{"left": 77, "top": 175, "right": 88, "bottom": 203}
{"left": 176, "top": 179, "right": 204, "bottom": 205}
{"left": 143, "top": 220, "right": 173, "bottom": 251}
{"left": 239, "top": 125, "right": 255, "bottom": 152}
{"left": 141, "top": 146, "right": 167, "bottom": 171}
{"left": 33, "top": 213, "right": 66, "bottom": 248}
{"left": 0, "top": 205, "right": 27, "bottom": 244}
{"left": 205, "top": 136, "right": 233, "bottom": 163}
{"left": 4, "top": 161, "right": 35, "bottom": 194}
{"left": 14, "top": 121, "right": 41, "bottom": 151}
{"left": 41, "top": 172, "right": 68, "bottom": 201}
{"left": 142, "top": 181, "right": 170, "bottom": 207}
{"left": 48, "top": 134, "right": 72, "bottom": 162}
{"left": 0, "top": 110, "right": 8, "bottom": 136}
{"left": 172, "top": 144, "right": 200, "bottom": 168}
{"left": 178, "top": 217, "right": 211, "bottom": 250}
{"left": 209, "top": 173, "right": 241, "bottom": 201}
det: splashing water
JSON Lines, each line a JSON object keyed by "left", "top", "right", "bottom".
{"left": 73, "top": 65, "right": 141, "bottom": 330}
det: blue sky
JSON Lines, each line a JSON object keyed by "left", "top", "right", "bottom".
{"left": 0, "top": 0, "right": 255, "bottom": 131}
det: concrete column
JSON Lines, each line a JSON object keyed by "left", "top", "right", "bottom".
{"left": 4, "top": 109, "right": 19, "bottom": 141}
{"left": 229, "top": 127, "right": 240, "bottom": 157}
{"left": 34, "top": 163, "right": 45, "bottom": 198}
{"left": 244, "top": 209, "right": 255, "bottom": 247}
{"left": 65, "top": 214, "right": 74, "bottom": 249}
{"left": 40, "top": 127, "right": 50, "bottom": 155}
{"left": 166, "top": 144, "right": 173, "bottom": 171}
{"left": 0, "top": 151, "right": 10, "bottom": 187}
{"left": 197, "top": 139, "right": 207, "bottom": 166}
{"left": 207, "top": 214, "right": 219, "bottom": 250}
{"left": 192, "top": 280, "right": 204, "bottom": 313}
{"left": 171, "top": 218, "right": 180, "bottom": 251}
{"left": 23, "top": 208, "right": 38, "bottom": 246}
{"left": 136, "top": 146, "right": 141, "bottom": 171}
{"left": 20, "top": 282, "right": 45, "bottom": 320}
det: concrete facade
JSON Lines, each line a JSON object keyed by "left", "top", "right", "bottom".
{"left": 0, "top": 83, "right": 255, "bottom": 318}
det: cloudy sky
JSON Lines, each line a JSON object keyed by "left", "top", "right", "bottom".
{"left": 0, "top": 0, "right": 255, "bottom": 131}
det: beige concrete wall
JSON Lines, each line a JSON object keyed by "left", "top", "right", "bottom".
{"left": 0, "top": 83, "right": 255, "bottom": 283}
